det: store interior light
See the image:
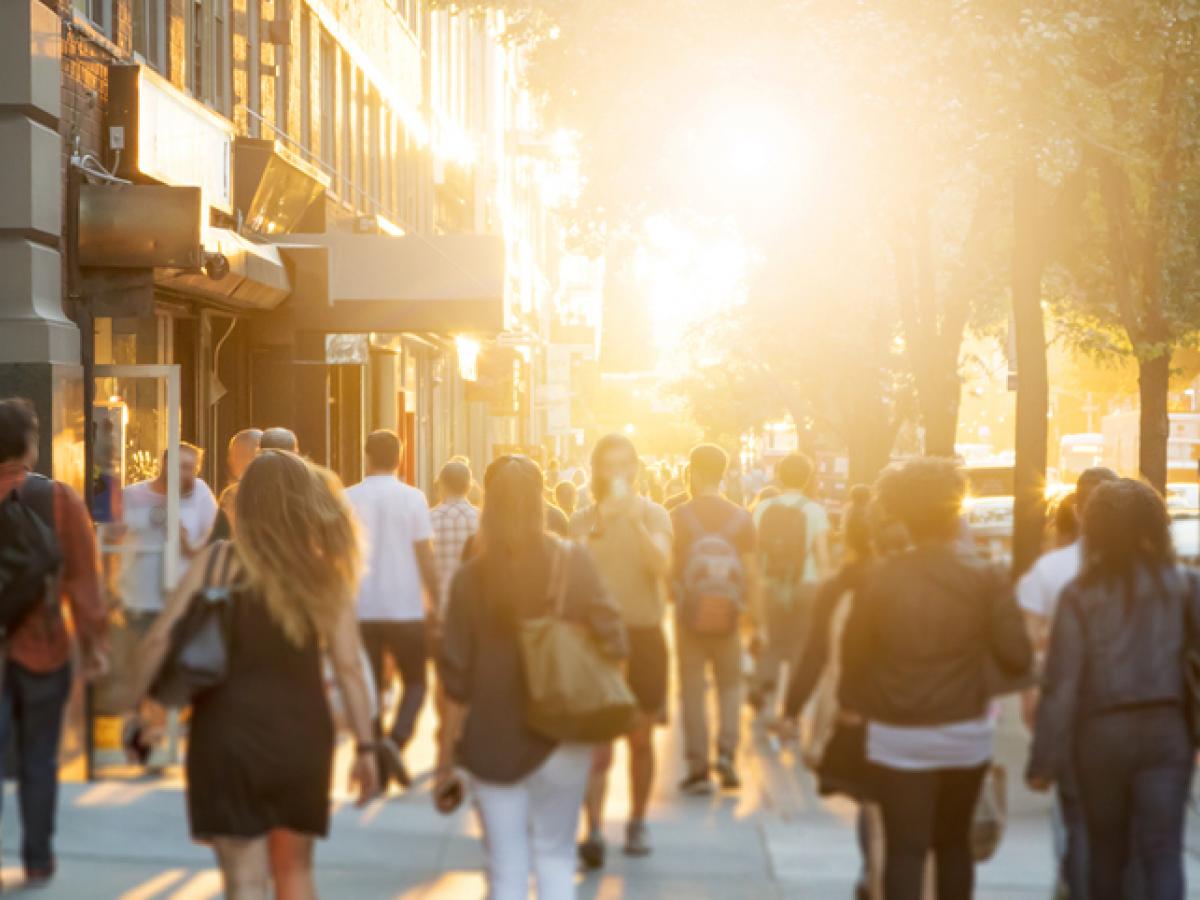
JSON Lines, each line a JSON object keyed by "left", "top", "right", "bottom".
{"left": 456, "top": 336, "right": 481, "bottom": 382}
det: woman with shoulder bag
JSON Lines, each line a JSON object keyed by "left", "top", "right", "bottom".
{"left": 125, "top": 450, "right": 379, "bottom": 899}
{"left": 1028, "top": 479, "right": 1198, "bottom": 900}
{"left": 436, "top": 455, "right": 629, "bottom": 900}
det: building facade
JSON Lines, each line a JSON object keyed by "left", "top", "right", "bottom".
{"left": 1, "top": 0, "right": 596, "bottom": 772}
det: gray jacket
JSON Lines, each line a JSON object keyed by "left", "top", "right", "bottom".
{"left": 1027, "top": 564, "right": 1200, "bottom": 780}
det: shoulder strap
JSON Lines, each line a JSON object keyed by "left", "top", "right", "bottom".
{"left": 204, "top": 541, "right": 236, "bottom": 590}
{"left": 18, "top": 474, "right": 56, "bottom": 530}
{"left": 546, "top": 539, "right": 571, "bottom": 617}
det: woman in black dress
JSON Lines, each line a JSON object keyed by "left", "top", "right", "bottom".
{"left": 129, "top": 450, "right": 379, "bottom": 899}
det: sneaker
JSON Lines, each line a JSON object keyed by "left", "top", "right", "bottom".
{"left": 715, "top": 758, "right": 741, "bottom": 791}
{"left": 380, "top": 737, "right": 411, "bottom": 789}
{"left": 624, "top": 820, "right": 652, "bottom": 857}
{"left": 678, "top": 770, "right": 713, "bottom": 795}
{"left": 578, "top": 835, "right": 606, "bottom": 871}
{"left": 24, "top": 864, "right": 54, "bottom": 889}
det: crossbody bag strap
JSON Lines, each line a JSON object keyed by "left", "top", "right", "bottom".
{"left": 545, "top": 539, "right": 572, "bottom": 618}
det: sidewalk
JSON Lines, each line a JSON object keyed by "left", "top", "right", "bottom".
{"left": 5, "top": 698, "right": 1200, "bottom": 897}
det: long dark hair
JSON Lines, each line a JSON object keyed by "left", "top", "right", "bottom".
{"left": 478, "top": 455, "right": 551, "bottom": 626}
{"left": 1081, "top": 478, "right": 1174, "bottom": 591}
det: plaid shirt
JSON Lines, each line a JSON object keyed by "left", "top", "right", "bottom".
{"left": 430, "top": 497, "right": 479, "bottom": 613}
{"left": 0, "top": 463, "right": 107, "bottom": 672}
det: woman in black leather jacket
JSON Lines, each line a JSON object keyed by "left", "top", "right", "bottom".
{"left": 1028, "top": 478, "right": 1198, "bottom": 900}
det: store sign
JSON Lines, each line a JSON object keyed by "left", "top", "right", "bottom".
{"left": 109, "top": 65, "right": 234, "bottom": 215}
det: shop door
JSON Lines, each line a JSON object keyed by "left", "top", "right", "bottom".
{"left": 89, "top": 364, "right": 182, "bottom": 774}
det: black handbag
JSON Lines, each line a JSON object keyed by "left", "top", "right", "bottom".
{"left": 815, "top": 714, "right": 877, "bottom": 802}
{"left": 150, "top": 542, "right": 237, "bottom": 707}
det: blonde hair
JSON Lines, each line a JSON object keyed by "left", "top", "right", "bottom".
{"left": 234, "top": 450, "right": 361, "bottom": 647}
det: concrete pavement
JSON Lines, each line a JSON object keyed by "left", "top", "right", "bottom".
{"left": 4, "top": 698, "right": 1199, "bottom": 897}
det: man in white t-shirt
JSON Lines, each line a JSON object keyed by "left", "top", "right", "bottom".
{"left": 120, "top": 442, "right": 218, "bottom": 617}
{"left": 1017, "top": 466, "right": 1116, "bottom": 900}
{"left": 346, "top": 430, "right": 438, "bottom": 790}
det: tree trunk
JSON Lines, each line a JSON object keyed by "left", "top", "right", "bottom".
{"left": 1138, "top": 350, "right": 1171, "bottom": 493}
{"left": 917, "top": 367, "right": 961, "bottom": 457}
{"left": 1011, "top": 162, "right": 1049, "bottom": 578}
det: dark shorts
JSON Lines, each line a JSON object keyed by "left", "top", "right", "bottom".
{"left": 625, "top": 625, "right": 669, "bottom": 719}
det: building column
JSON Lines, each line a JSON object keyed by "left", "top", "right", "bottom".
{"left": 0, "top": 0, "right": 83, "bottom": 482}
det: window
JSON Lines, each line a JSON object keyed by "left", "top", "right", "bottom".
{"left": 73, "top": 0, "right": 113, "bottom": 36}
{"left": 340, "top": 56, "right": 352, "bottom": 202}
{"left": 300, "top": 9, "right": 312, "bottom": 155}
{"left": 189, "top": 0, "right": 232, "bottom": 117}
{"left": 132, "top": 0, "right": 166, "bottom": 71}
{"left": 274, "top": 48, "right": 289, "bottom": 140}
{"left": 247, "top": 0, "right": 261, "bottom": 136}
{"left": 358, "top": 77, "right": 369, "bottom": 211}
{"left": 369, "top": 90, "right": 381, "bottom": 213}
{"left": 318, "top": 32, "right": 335, "bottom": 173}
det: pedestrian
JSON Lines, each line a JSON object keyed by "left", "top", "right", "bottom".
{"left": 0, "top": 398, "right": 108, "bottom": 887}
{"left": 345, "top": 430, "right": 439, "bottom": 789}
{"left": 259, "top": 426, "right": 299, "bottom": 453}
{"left": 209, "top": 428, "right": 263, "bottom": 542}
{"left": 121, "top": 442, "right": 219, "bottom": 617}
{"left": 570, "top": 433, "right": 672, "bottom": 864}
{"left": 1017, "top": 467, "right": 1117, "bottom": 899}
{"left": 748, "top": 452, "right": 832, "bottom": 713}
{"left": 843, "top": 458, "right": 1032, "bottom": 900}
{"left": 430, "top": 460, "right": 479, "bottom": 616}
{"left": 1028, "top": 478, "right": 1196, "bottom": 900}
{"left": 671, "top": 444, "right": 759, "bottom": 794}
{"left": 554, "top": 481, "right": 578, "bottom": 519}
{"left": 776, "top": 484, "right": 891, "bottom": 900}
{"left": 125, "top": 449, "right": 378, "bottom": 898}
{"left": 436, "top": 455, "right": 628, "bottom": 900}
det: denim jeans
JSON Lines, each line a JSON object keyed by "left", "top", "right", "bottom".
{"left": 0, "top": 661, "right": 72, "bottom": 872}
{"left": 1075, "top": 705, "right": 1194, "bottom": 900}
{"left": 1055, "top": 766, "right": 1090, "bottom": 898}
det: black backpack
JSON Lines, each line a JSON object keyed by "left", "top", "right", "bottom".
{"left": 0, "top": 475, "right": 62, "bottom": 636}
{"left": 758, "top": 498, "right": 809, "bottom": 582}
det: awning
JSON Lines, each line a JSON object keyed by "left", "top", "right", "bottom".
{"left": 155, "top": 227, "right": 290, "bottom": 310}
{"left": 272, "top": 233, "right": 505, "bottom": 333}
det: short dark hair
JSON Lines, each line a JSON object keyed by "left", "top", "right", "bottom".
{"left": 877, "top": 457, "right": 965, "bottom": 541}
{"left": 365, "top": 430, "right": 402, "bottom": 471}
{"left": 438, "top": 460, "right": 471, "bottom": 495}
{"left": 1076, "top": 466, "right": 1119, "bottom": 514}
{"left": 689, "top": 443, "right": 728, "bottom": 486}
{"left": 260, "top": 427, "right": 299, "bottom": 452}
{"left": 777, "top": 453, "right": 814, "bottom": 490}
{"left": 0, "top": 398, "right": 38, "bottom": 464}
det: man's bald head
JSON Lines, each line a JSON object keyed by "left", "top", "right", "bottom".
{"left": 260, "top": 427, "right": 299, "bottom": 453}
{"left": 227, "top": 429, "right": 263, "bottom": 481}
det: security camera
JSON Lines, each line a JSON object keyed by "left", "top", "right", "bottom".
{"left": 202, "top": 251, "right": 230, "bottom": 281}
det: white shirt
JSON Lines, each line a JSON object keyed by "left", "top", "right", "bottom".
{"left": 346, "top": 475, "right": 434, "bottom": 622}
{"left": 1017, "top": 542, "right": 1082, "bottom": 621}
{"left": 120, "top": 478, "right": 219, "bottom": 612}
{"left": 868, "top": 716, "right": 996, "bottom": 771}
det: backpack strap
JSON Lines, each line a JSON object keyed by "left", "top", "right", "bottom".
{"left": 18, "top": 474, "right": 55, "bottom": 531}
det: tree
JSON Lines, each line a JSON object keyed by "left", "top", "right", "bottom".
{"left": 1037, "top": 3, "right": 1200, "bottom": 493}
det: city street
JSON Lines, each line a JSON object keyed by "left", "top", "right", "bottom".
{"left": 9, "top": 697, "right": 1199, "bottom": 898}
